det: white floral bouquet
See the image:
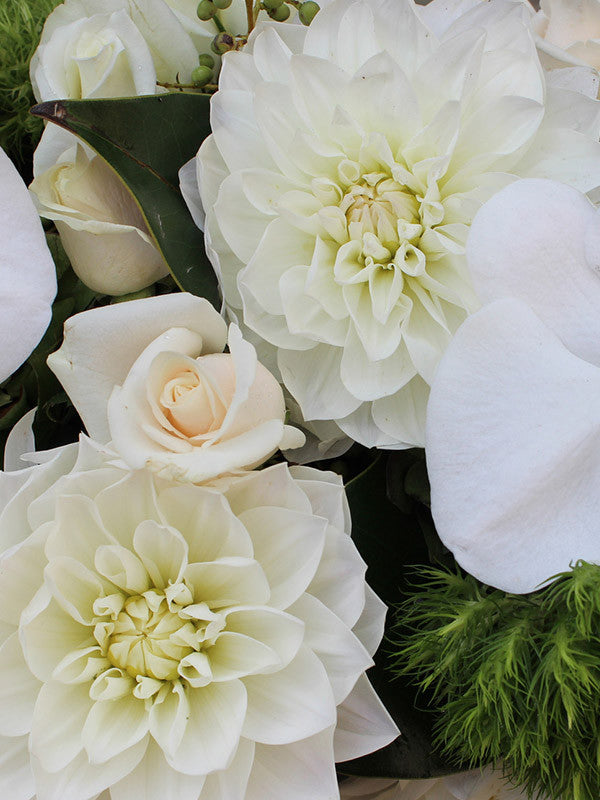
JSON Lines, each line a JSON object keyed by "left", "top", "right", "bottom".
{"left": 1, "top": 0, "right": 600, "bottom": 798}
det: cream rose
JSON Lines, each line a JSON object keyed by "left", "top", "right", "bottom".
{"left": 30, "top": 143, "right": 168, "bottom": 295}
{"left": 108, "top": 322, "right": 305, "bottom": 482}
{"left": 48, "top": 293, "right": 305, "bottom": 482}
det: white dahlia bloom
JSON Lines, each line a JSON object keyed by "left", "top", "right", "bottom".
{"left": 340, "top": 766, "right": 539, "bottom": 800}
{"left": 188, "top": 0, "right": 600, "bottom": 448}
{"left": 0, "top": 433, "right": 397, "bottom": 800}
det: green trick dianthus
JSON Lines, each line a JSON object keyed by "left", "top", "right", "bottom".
{"left": 392, "top": 562, "right": 600, "bottom": 800}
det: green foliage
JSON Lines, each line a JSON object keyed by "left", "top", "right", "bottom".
{"left": 339, "top": 455, "right": 462, "bottom": 780}
{"left": 0, "top": 0, "right": 61, "bottom": 179}
{"left": 393, "top": 563, "right": 600, "bottom": 800}
{"left": 32, "top": 94, "right": 220, "bottom": 306}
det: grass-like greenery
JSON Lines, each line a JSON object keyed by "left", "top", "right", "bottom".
{"left": 393, "top": 563, "right": 600, "bottom": 800}
{"left": 0, "top": 0, "right": 62, "bottom": 178}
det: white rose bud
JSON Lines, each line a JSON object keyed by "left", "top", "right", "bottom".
{"left": 30, "top": 144, "right": 168, "bottom": 295}
{"left": 30, "top": 0, "right": 199, "bottom": 101}
{"left": 108, "top": 323, "right": 306, "bottom": 482}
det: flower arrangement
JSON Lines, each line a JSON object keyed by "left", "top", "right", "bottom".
{"left": 2, "top": 0, "right": 600, "bottom": 798}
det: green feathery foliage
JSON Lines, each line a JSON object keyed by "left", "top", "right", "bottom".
{"left": 0, "top": 0, "right": 62, "bottom": 178}
{"left": 393, "top": 563, "right": 600, "bottom": 800}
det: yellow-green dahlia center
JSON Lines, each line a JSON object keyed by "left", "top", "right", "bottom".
{"left": 95, "top": 588, "right": 225, "bottom": 683}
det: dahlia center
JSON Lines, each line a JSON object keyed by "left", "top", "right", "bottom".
{"left": 99, "top": 590, "right": 223, "bottom": 683}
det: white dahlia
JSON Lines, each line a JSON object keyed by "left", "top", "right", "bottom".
{"left": 0, "top": 433, "right": 397, "bottom": 800}
{"left": 188, "top": 0, "right": 600, "bottom": 448}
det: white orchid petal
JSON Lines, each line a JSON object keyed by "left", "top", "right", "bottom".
{"left": 467, "top": 178, "right": 600, "bottom": 367}
{"left": 427, "top": 298, "right": 600, "bottom": 593}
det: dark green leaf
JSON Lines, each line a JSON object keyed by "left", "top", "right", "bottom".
{"left": 31, "top": 93, "right": 219, "bottom": 306}
{"left": 340, "top": 455, "right": 462, "bottom": 779}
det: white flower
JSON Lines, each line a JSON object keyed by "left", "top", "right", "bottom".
{"left": 0, "top": 147, "right": 56, "bottom": 383}
{"left": 0, "top": 430, "right": 397, "bottom": 800}
{"left": 188, "top": 0, "right": 600, "bottom": 449}
{"left": 532, "top": 0, "right": 600, "bottom": 71}
{"left": 30, "top": 144, "right": 168, "bottom": 295}
{"left": 340, "top": 766, "right": 536, "bottom": 800}
{"left": 426, "top": 178, "right": 600, "bottom": 594}
{"left": 31, "top": 0, "right": 198, "bottom": 100}
{"left": 48, "top": 292, "right": 305, "bottom": 481}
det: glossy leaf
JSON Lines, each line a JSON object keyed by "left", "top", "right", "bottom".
{"left": 341, "top": 455, "right": 464, "bottom": 779}
{"left": 31, "top": 93, "right": 219, "bottom": 306}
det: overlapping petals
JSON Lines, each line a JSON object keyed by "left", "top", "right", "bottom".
{"left": 426, "top": 178, "right": 600, "bottom": 593}
{"left": 188, "top": 0, "right": 600, "bottom": 449}
{"left": 0, "top": 431, "right": 397, "bottom": 799}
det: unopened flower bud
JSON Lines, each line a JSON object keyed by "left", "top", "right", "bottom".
{"left": 211, "top": 32, "right": 235, "bottom": 55}
{"left": 198, "top": 53, "right": 215, "bottom": 68}
{"left": 298, "top": 0, "right": 319, "bottom": 25}
{"left": 191, "top": 65, "right": 213, "bottom": 86}
{"left": 197, "top": 0, "right": 217, "bottom": 20}
{"left": 213, "top": 0, "right": 233, "bottom": 7}
{"left": 262, "top": 0, "right": 284, "bottom": 9}
{"left": 268, "top": 3, "right": 290, "bottom": 20}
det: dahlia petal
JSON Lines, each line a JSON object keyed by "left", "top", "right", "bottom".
{"left": 21, "top": 593, "right": 92, "bottom": 682}
{"left": 288, "top": 593, "right": 373, "bottom": 703}
{"left": 33, "top": 737, "right": 147, "bottom": 800}
{"left": 308, "top": 528, "right": 367, "bottom": 629}
{"left": 30, "top": 681, "right": 92, "bottom": 771}
{"left": 223, "top": 606, "right": 304, "bottom": 669}
{"left": 224, "top": 463, "right": 312, "bottom": 516}
{"left": 0, "top": 735, "right": 34, "bottom": 800}
{"left": 83, "top": 697, "right": 149, "bottom": 764}
{"left": 111, "top": 739, "right": 205, "bottom": 800}
{"left": 132, "top": 520, "right": 188, "bottom": 589}
{"left": 183, "top": 558, "right": 270, "bottom": 607}
{"left": 0, "top": 633, "right": 40, "bottom": 736}
{"left": 242, "top": 646, "right": 336, "bottom": 745}
{"left": 197, "top": 737, "right": 255, "bottom": 800}
{"left": 288, "top": 465, "right": 350, "bottom": 532}
{"left": 157, "top": 486, "right": 253, "bottom": 561}
{"left": 427, "top": 298, "right": 600, "bottom": 593}
{"left": 334, "top": 674, "right": 399, "bottom": 762}
{"left": 352, "top": 585, "right": 388, "bottom": 658}
{"left": 244, "top": 728, "right": 338, "bottom": 800}
{"left": 167, "top": 681, "right": 247, "bottom": 775}
{"left": 238, "top": 506, "right": 327, "bottom": 609}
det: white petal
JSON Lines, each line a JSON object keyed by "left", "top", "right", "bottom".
{"left": 83, "top": 696, "right": 149, "bottom": 764}
{"left": 166, "top": 680, "right": 247, "bottom": 775}
{"left": 352, "top": 585, "right": 388, "bottom": 658}
{"left": 427, "top": 298, "right": 600, "bottom": 593}
{"left": 466, "top": 178, "right": 600, "bottom": 368}
{"left": 225, "top": 462, "right": 312, "bottom": 516}
{"left": 33, "top": 736, "right": 147, "bottom": 800}
{"left": 308, "top": 527, "right": 367, "bottom": 629}
{"left": 30, "top": 681, "right": 92, "bottom": 771}
{"left": 132, "top": 520, "right": 188, "bottom": 589}
{"left": 334, "top": 674, "right": 399, "bottom": 762}
{"left": 288, "top": 466, "right": 350, "bottom": 532}
{"left": 223, "top": 606, "right": 304, "bottom": 670}
{"left": 197, "top": 737, "right": 255, "bottom": 800}
{"left": 245, "top": 727, "right": 338, "bottom": 800}
{"left": 242, "top": 646, "right": 336, "bottom": 745}
{"left": 238, "top": 506, "right": 327, "bottom": 609}
{"left": 3, "top": 409, "right": 36, "bottom": 472}
{"left": 48, "top": 293, "right": 226, "bottom": 442}
{"left": 0, "top": 148, "right": 56, "bottom": 383}
{"left": 111, "top": 739, "right": 205, "bottom": 800}
{"left": 0, "top": 633, "right": 40, "bottom": 736}
{"left": 288, "top": 593, "right": 373, "bottom": 704}
{"left": 0, "top": 735, "right": 34, "bottom": 800}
